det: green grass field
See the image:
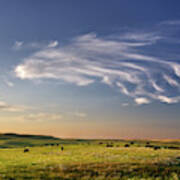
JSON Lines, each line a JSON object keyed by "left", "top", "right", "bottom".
{"left": 0, "top": 134, "right": 179, "bottom": 179}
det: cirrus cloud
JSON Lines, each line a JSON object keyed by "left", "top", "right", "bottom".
{"left": 0, "top": 101, "right": 26, "bottom": 112}
{"left": 20, "top": 113, "right": 62, "bottom": 122}
{"left": 134, "top": 97, "right": 150, "bottom": 105}
{"left": 14, "top": 21, "right": 180, "bottom": 105}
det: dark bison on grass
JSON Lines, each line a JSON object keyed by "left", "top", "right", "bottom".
{"left": 24, "top": 148, "right": 29, "bottom": 153}
{"left": 124, "top": 144, "right": 130, "bottom": 148}
{"left": 153, "top": 146, "right": 161, "bottom": 150}
{"left": 106, "top": 144, "right": 113, "bottom": 148}
{"left": 167, "top": 146, "right": 180, "bottom": 150}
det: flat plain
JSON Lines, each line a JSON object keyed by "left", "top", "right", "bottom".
{"left": 0, "top": 134, "right": 180, "bottom": 180}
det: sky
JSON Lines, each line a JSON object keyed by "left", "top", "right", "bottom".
{"left": 0, "top": 0, "right": 180, "bottom": 139}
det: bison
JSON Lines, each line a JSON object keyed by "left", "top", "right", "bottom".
{"left": 24, "top": 148, "right": 29, "bottom": 153}
{"left": 153, "top": 146, "right": 161, "bottom": 150}
{"left": 124, "top": 144, "right": 130, "bottom": 148}
{"left": 106, "top": 144, "right": 113, "bottom": 148}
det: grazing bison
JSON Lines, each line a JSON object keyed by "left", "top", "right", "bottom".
{"left": 124, "top": 144, "right": 130, "bottom": 148}
{"left": 106, "top": 144, "right": 113, "bottom": 148}
{"left": 61, "top": 146, "right": 64, "bottom": 151}
{"left": 24, "top": 148, "right": 29, "bottom": 153}
{"left": 153, "top": 146, "right": 161, "bottom": 150}
{"left": 9, "top": 178, "right": 15, "bottom": 180}
{"left": 167, "top": 146, "right": 180, "bottom": 150}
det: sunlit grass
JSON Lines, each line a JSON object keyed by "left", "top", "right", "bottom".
{"left": 0, "top": 142, "right": 179, "bottom": 179}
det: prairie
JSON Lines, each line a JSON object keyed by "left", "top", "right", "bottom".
{"left": 0, "top": 134, "right": 179, "bottom": 179}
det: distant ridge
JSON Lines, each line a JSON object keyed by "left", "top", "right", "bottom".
{"left": 0, "top": 133, "right": 62, "bottom": 148}
{"left": 1, "top": 133, "right": 60, "bottom": 140}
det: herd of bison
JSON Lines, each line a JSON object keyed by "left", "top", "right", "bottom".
{"left": 105, "top": 141, "right": 180, "bottom": 150}
{"left": 23, "top": 141, "right": 180, "bottom": 153}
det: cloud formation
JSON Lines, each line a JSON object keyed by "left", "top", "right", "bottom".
{"left": 0, "top": 101, "right": 25, "bottom": 112}
{"left": 13, "top": 40, "right": 59, "bottom": 50}
{"left": 4, "top": 79, "right": 14, "bottom": 87}
{"left": 13, "top": 41, "right": 24, "bottom": 50}
{"left": 134, "top": 97, "right": 150, "bottom": 105}
{"left": 15, "top": 22, "right": 180, "bottom": 105}
{"left": 18, "top": 113, "right": 62, "bottom": 122}
{"left": 74, "top": 112, "right": 87, "bottom": 118}
{"left": 48, "top": 41, "right": 59, "bottom": 48}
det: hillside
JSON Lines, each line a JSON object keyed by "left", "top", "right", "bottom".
{"left": 0, "top": 133, "right": 63, "bottom": 148}
{"left": 0, "top": 133, "right": 180, "bottom": 149}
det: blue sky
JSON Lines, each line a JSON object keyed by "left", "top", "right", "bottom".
{"left": 0, "top": 0, "right": 180, "bottom": 139}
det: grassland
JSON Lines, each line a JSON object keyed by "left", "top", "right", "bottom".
{"left": 0, "top": 134, "right": 179, "bottom": 179}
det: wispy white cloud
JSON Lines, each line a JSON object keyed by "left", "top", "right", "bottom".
{"left": 74, "top": 112, "right": 87, "bottom": 118}
{"left": 119, "top": 32, "right": 162, "bottom": 44}
{"left": 4, "top": 79, "right": 14, "bottom": 87}
{"left": 121, "top": 103, "right": 129, "bottom": 107}
{"left": 17, "top": 113, "right": 62, "bottom": 122}
{"left": 116, "top": 82, "right": 130, "bottom": 96}
{"left": 14, "top": 21, "right": 180, "bottom": 105}
{"left": 0, "top": 101, "right": 25, "bottom": 112}
{"left": 160, "top": 20, "right": 180, "bottom": 26}
{"left": 13, "top": 40, "right": 59, "bottom": 50}
{"left": 156, "top": 95, "right": 180, "bottom": 104}
{"left": 150, "top": 80, "right": 164, "bottom": 93}
{"left": 171, "top": 63, "right": 180, "bottom": 78}
{"left": 163, "top": 74, "right": 179, "bottom": 87}
{"left": 13, "top": 41, "right": 24, "bottom": 50}
{"left": 134, "top": 97, "right": 150, "bottom": 105}
{"left": 48, "top": 40, "right": 59, "bottom": 48}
